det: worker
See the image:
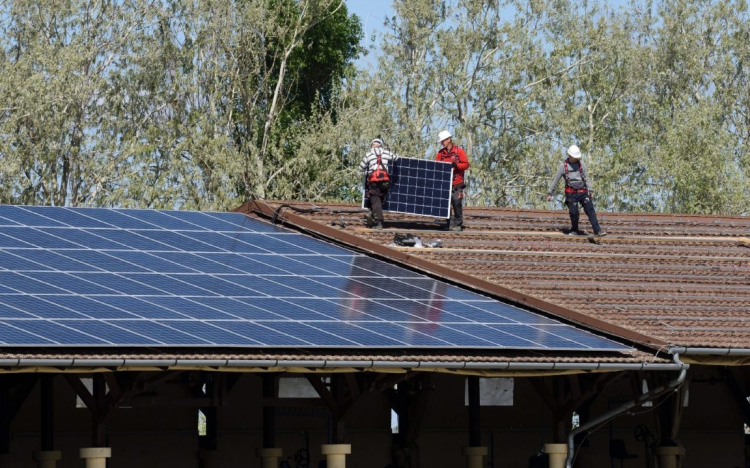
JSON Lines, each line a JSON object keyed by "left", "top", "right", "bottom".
{"left": 547, "top": 145, "right": 607, "bottom": 236}
{"left": 360, "top": 138, "right": 398, "bottom": 230}
{"left": 435, "top": 130, "right": 470, "bottom": 231}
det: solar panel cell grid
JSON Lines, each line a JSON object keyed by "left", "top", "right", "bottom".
{"left": 0, "top": 206, "right": 629, "bottom": 352}
{"left": 363, "top": 157, "right": 453, "bottom": 218}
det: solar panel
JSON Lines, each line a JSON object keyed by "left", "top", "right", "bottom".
{"left": 0, "top": 205, "right": 629, "bottom": 352}
{"left": 363, "top": 157, "right": 453, "bottom": 218}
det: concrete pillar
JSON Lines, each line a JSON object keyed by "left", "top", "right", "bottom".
{"left": 197, "top": 449, "right": 222, "bottom": 468}
{"left": 256, "top": 448, "right": 282, "bottom": 468}
{"left": 462, "top": 446, "right": 487, "bottom": 468}
{"left": 0, "top": 454, "right": 16, "bottom": 468}
{"left": 79, "top": 448, "right": 111, "bottom": 468}
{"left": 33, "top": 451, "right": 61, "bottom": 468}
{"left": 544, "top": 443, "right": 567, "bottom": 468}
{"left": 656, "top": 446, "right": 681, "bottom": 468}
{"left": 321, "top": 444, "right": 351, "bottom": 468}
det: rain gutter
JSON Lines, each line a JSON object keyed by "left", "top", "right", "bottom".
{"left": 236, "top": 200, "right": 666, "bottom": 349}
{"left": 564, "top": 352, "right": 688, "bottom": 468}
{"left": 0, "top": 358, "right": 684, "bottom": 371}
{"left": 669, "top": 347, "right": 750, "bottom": 356}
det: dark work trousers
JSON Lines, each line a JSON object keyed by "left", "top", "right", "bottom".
{"left": 451, "top": 183, "right": 465, "bottom": 227}
{"left": 566, "top": 191, "right": 602, "bottom": 234}
{"left": 367, "top": 181, "right": 389, "bottom": 223}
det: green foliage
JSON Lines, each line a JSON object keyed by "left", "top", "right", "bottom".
{"left": 0, "top": 0, "right": 363, "bottom": 209}
{"left": 355, "top": 0, "right": 750, "bottom": 215}
{"left": 2, "top": 0, "right": 750, "bottom": 216}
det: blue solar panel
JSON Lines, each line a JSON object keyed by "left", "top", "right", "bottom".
{"left": 0, "top": 295, "right": 88, "bottom": 319}
{"left": 0, "top": 205, "right": 630, "bottom": 351}
{"left": 61, "top": 207, "right": 156, "bottom": 229}
{"left": 363, "top": 157, "right": 453, "bottom": 218}
{"left": 21, "top": 206, "right": 113, "bottom": 228}
{"left": 0, "top": 206, "right": 65, "bottom": 227}
{"left": 146, "top": 297, "right": 239, "bottom": 320}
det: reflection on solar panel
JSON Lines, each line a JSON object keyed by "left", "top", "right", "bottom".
{"left": 363, "top": 157, "right": 452, "bottom": 218}
{"left": 0, "top": 205, "right": 628, "bottom": 351}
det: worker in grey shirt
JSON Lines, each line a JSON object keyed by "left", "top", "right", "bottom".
{"left": 547, "top": 145, "right": 607, "bottom": 236}
{"left": 360, "top": 138, "right": 398, "bottom": 230}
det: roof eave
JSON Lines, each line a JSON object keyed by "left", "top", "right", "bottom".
{"left": 0, "top": 358, "right": 686, "bottom": 376}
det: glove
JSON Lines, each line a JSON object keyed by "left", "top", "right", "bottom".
{"left": 546, "top": 193, "right": 552, "bottom": 202}
{"left": 588, "top": 190, "right": 594, "bottom": 199}
{"left": 374, "top": 147, "right": 382, "bottom": 156}
{"left": 451, "top": 162, "right": 458, "bottom": 169}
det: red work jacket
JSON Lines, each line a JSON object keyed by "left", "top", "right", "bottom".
{"left": 436, "top": 145, "right": 470, "bottom": 186}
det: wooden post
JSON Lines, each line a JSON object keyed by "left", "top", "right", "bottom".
{"left": 262, "top": 375, "right": 276, "bottom": 448}
{"left": 0, "top": 376, "right": 9, "bottom": 455}
{"left": 40, "top": 375, "right": 54, "bottom": 451}
{"left": 467, "top": 376, "right": 481, "bottom": 447}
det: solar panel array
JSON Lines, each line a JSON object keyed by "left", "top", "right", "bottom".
{"left": 363, "top": 157, "right": 453, "bottom": 218}
{"left": 0, "top": 205, "right": 628, "bottom": 351}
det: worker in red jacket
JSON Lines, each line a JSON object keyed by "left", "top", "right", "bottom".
{"left": 435, "top": 130, "right": 470, "bottom": 231}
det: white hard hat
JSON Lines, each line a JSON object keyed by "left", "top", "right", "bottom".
{"left": 567, "top": 145, "right": 582, "bottom": 159}
{"left": 438, "top": 130, "right": 452, "bottom": 143}
{"left": 370, "top": 138, "right": 383, "bottom": 146}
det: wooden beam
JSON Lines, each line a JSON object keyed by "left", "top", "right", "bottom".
{"left": 371, "top": 372, "right": 414, "bottom": 392}
{"left": 306, "top": 376, "right": 338, "bottom": 415}
{"left": 344, "top": 374, "right": 361, "bottom": 401}
{"left": 118, "top": 396, "right": 215, "bottom": 408}
{"left": 135, "top": 370, "right": 184, "bottom": 392}
{"left": 567, "top": 375, "right": 582, "bottom": 404}
{"left": 529, "top": 378, "right": 561, "bottom": 417}
{"left": 64, "top": 375, "right": 98, "bottom": 415}
{"left": 40, "top": 375, "right": 54, "bottom": 451}
{"left": 725, "top": 369, "right": 750, "bottom": 427}
{"left": 570, "top": 372, "right": 627, "bottom": 412}
{"left": 262, "top": 374, "right": 277, "bottom": 449}
{"left": 8, "top": 375, "right": 38, "bottom": 422}
{"left": 260, "top": 398, "right": 326, "bottom": 408}
{"left": 103, "top": 373, "right": 122, "bottom": 403}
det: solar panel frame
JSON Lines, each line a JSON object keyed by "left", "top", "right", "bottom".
{"left": 0, "top": 205, "right": 631, "bottom": 352}
{"left": 362, "top": 157, "right": 453, "bottom": 219}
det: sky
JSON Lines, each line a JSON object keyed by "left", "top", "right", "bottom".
{"left": 344, "top": 0, "right": 634, "bottom": 68}
{"left": 345, "top": 0, "right": 393, "bottom": 67}
{"left": 345, "top": 0, "right": 393, "bottom": 47}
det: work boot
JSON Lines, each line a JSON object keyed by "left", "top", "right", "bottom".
{"left": 372, "top": 222, "right": 383, "bottom": 230}
{"left": 567, "top": 230, "right": 586, "bottom": 236}
{"left": 595, "top": 231, "right": 608, "bottom": 237}
{"left": 450, "top": 225, "right": 462, "bottom": 232}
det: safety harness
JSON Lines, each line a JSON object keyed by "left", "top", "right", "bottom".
{"left": 367, "top": 152, "right": 390, "bottom": 183}
{"left": 563, "top": 160, "right": 589, "bottom": 194}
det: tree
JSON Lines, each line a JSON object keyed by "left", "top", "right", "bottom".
{"left": 0, "top": 0, "right": 364, "bottom": 209}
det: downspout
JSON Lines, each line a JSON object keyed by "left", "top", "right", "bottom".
{"left": 564, "top": 353, "right": 687, "bottom": 468}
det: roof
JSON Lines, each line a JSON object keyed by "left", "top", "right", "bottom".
{"left": 0, "top": 204, "right": 670, "bottom": 373}
{"left": 239, "top": 201, "right": 750, "bottom": 354}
